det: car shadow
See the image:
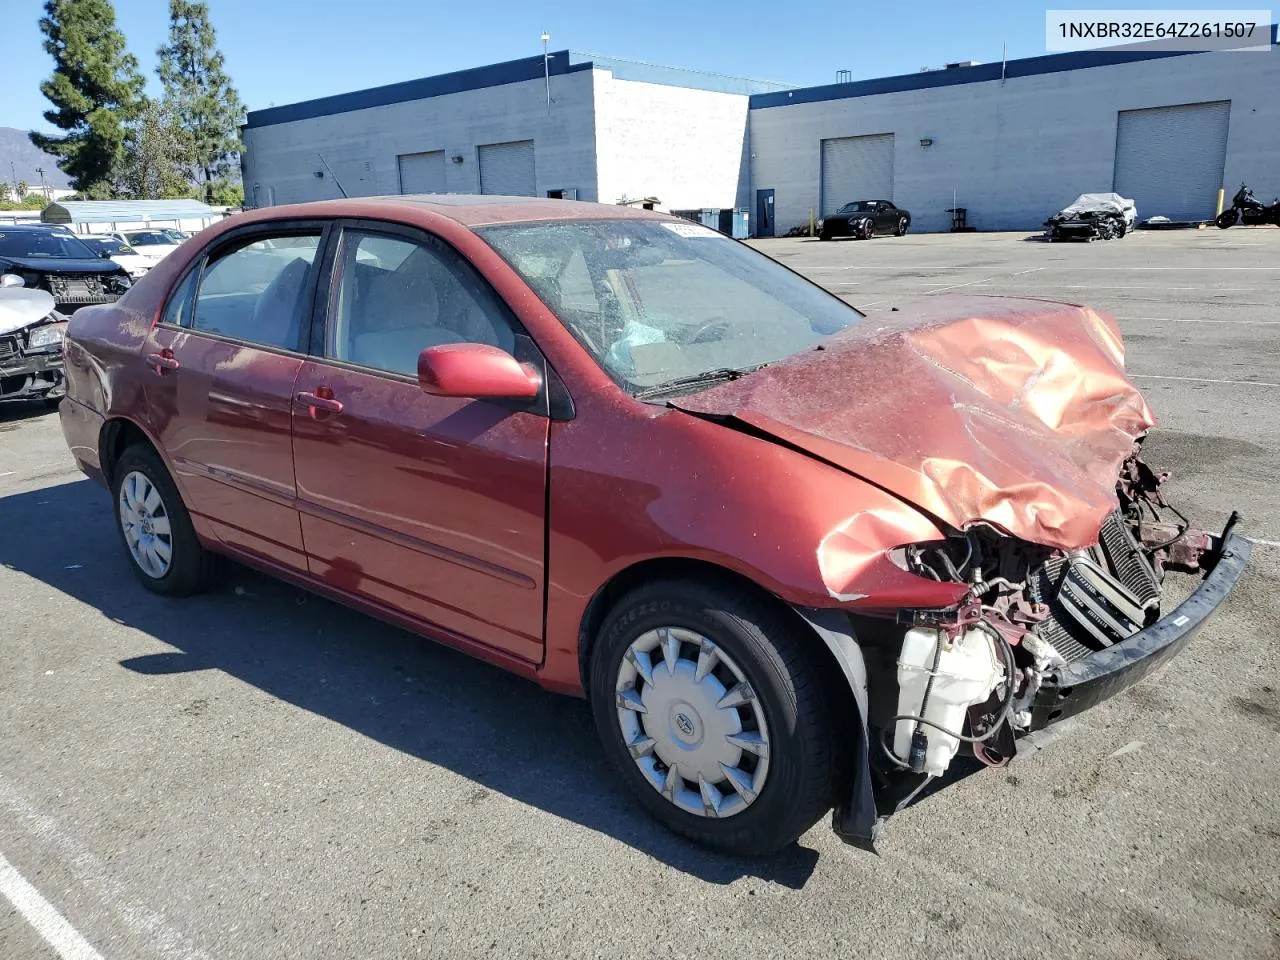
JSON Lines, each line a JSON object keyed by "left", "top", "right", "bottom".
{"left": 0, "top": 398, "right": 58, "bottom": 427}
{"left": 0, "top": 477, "right": 822, "bottom": 888}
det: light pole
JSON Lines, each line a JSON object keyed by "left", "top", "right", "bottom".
{"left": 541, "top": 31, "right": 551, "bottom": 114}
{"left": 35, "top": 167, "right": 48, "bottom": 199}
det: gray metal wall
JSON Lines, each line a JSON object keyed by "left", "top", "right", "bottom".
{"left": 241, "top": 71, "right": 599, "bottom": 206}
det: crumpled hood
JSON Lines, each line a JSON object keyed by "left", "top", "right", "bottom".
{"left": 0, "top": 288, "right": 57, "bottom": 335}
{"left": 672, "top": 294, "right": 1155, "bottom": 551}
{"left": 0, "top": 256, "right": 124, "bottom": 275}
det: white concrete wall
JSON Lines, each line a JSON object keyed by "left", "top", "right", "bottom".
{"left": 592, "top": 71, "right": 750, "bottom": 211}
{"left": 241, "top": 70, "right": 599, "bottom": 207}
{"left": 749, "top": 48, "right": 1280, "bottom": 233}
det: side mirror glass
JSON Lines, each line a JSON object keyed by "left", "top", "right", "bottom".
{"left": 417, "top": 343, "right": 540, "bottom": 400}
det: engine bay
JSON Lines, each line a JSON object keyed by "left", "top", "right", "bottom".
{"left": 870, "top": 441, "right": 1223, "bottom": 797}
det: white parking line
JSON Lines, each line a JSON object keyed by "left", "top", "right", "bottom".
{"left": 0, "top": 851, "right": 105, "bottom": 960}
{"left": 1251, "top": 537, "right": 1280, "bottom": 548}
{"left": 0, "top": 779, "right": 209, "bottom": 960}
{"left": 1130, "top": 374, "right": 1280, "bottom": 387}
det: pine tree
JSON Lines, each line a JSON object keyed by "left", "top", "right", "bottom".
{"left": 157, "top": 0, "right": 245, "bottom": 204}
{"left": 30, "top": 0, "right": 146, "bottom": 197}
{"left": 115, "top": 100, "right": 193, "bottom": 199}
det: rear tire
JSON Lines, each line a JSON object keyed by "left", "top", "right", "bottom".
{"left": 111, "top": 444, "right": 219, "bottom": 596}
{"left": 895, "top": 216, "right": 909, "bottom": 237}
{"left": 589, "top": 578, "right": 843, "bottom": 856}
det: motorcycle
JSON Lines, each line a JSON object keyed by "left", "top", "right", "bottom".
{"left": 1216, "top": 183, "right": 1280, "bottom": 228}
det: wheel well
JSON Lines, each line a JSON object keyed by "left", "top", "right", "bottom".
{"left": 99, "top": 419, "right": 155, "bottom": 485}
{"left": 575, "top": 556, "right": 857, "bottom": 725}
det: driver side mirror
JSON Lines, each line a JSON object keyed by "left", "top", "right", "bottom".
{"left": 0, "top": 274, "right": 24, "bottom": 288}
{"left": 98, "top": 250, "right": 113, "bottom": 259}
{"left": 417, "top": 343, "right": 541, "bottom": 400}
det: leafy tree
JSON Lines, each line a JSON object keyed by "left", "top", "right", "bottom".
{"left": 30, "top": 0, "right": 146, "bottom": 196}
{"left": 17, "top": 181, "right": 29, "bottom": 199}
{"left": 0, "top": 184, "right": 10, "bottom": 202}
{"left": 206, "top": 179, "right": 243, "bottom": 207}
{"left": 157, "top": 0, "right": 245, "bottom": 204}
{"left": 115, "top": 99, "right": 193, "bottom": 199}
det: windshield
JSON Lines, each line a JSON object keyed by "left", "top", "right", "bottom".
{"left": 128, "top": 232, "right": 170, "bottom": 245}
{"left": 162, "top": 230, "right": 190, "bottom": 241}
{"left": 0, "top": 229, "right": 98, "bottom": 259}
{"left": 477, "top": 218, "right": 863, "bottom": 392}
{"left": 837, "top": 201, "right": 875, "bottom": 213}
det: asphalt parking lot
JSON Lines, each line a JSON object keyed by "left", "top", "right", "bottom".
{"left": 2, "top": 227, "right": 1278, "bottom": 960}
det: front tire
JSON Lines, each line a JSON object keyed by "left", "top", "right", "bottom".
{"left": 589, "top": 578, "right": 843, "bottom": 856}
{"left": 111, "top": 444, "right": 219, "bottom": 596}
{"left": 1217, "top": 209, "right": 1238, "bottom": 229}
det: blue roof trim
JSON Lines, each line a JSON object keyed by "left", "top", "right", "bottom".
{"left": 245, "top": 51, "right": 584, "bottom": 129}
{"left": 749, "top": 26, "right": 1279, "bottom": 109}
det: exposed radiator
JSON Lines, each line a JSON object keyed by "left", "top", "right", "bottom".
{"left": 1031, "top": 512, "right": 1162, "bottom": 664}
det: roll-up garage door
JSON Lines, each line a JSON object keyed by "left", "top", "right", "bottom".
{"left": 478, "top": 140, "right": 536, "bottom": 196}
{"left": 397, "top": 151, "right": 446, "bottom": 194}
{"left": 1113, "top": 101, "right": 1230, "bottom": 221}
{"left": 820, "top": 134, "right": 894, "bottom": 216}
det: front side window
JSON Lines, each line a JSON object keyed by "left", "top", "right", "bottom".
{"left": 837, "top": 201, "right": 875, "bottom": 214}
{"left": 477, "top": 219, "right": 863, "bottom": 394}
{"left": 190, "top": 232, "right": 321, "bottom": 351}
{"left": 327, "top": 229, "right": 515, "bottom": 377}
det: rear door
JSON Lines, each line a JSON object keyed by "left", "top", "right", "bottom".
{"left": 290, "top": 221, "right": 550, "bottom": 663}
{"left": 144, "top": 223, "right": 329, "bottom": 570}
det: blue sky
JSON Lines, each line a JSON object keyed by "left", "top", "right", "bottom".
{"left": 3, "top": 0, "right": 1191, "bottom": 132}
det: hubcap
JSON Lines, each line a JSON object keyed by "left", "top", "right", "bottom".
{"left": 118, "top": 470, "right": 173, "bottom": 579}
{"left": 616, "top": 627, "right": 770, "bottom": 818}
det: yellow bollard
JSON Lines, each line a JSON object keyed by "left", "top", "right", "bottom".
{"left": 809, "top": 208, "right": 815, "bottom": 237}
{"left": 1216, "top": 188, "right": 1225, "bottom": 217}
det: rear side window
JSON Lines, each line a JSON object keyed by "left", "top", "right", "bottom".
{"left": 190, "top": 233, "right": 322, "bottom": 351}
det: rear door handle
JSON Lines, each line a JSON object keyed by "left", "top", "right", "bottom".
{"left": 146, "top": 351, "right": 180, "bottom": 373}
{"left": 296, "top": 390, "right": 344, "bottom": 415}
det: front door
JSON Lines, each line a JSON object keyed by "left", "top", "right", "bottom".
{"left": 755, "top": 189, "right": 775, "bottom": 238}
{"left": 290, "top": 224, "right": 549, "bottom": 663}
{"left": 144, "top": 226, "right": 327, "bottom": 570}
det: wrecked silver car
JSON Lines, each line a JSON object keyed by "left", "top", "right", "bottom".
{"left": 0, "top": 279, "right": 69, "bottom": 405}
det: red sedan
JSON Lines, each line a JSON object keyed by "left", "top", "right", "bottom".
{"left": 59, "top": 197, "right": 1247, "bottom": 855}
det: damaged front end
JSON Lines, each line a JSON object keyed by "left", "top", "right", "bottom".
{"left": 0, "top": 285, "right": 69, "bottom": 403}
{"left": 839, "top": 445, "right": 1249, "bottom": 848}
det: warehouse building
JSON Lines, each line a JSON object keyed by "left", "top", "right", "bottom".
{"left": 240, "top": 51, "right": 786, "bottom": 215}
{"left": 242, "top": 31, "right": 1279, "bottom": 234}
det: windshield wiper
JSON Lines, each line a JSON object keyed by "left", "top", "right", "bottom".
{"left": 632, "top": 365, "right": 763, "bottom": 400}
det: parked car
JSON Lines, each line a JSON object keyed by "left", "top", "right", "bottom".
{"left": 0, "top": 224, "right": 132, "bottom": 314}
{"left": 819, "top": 200, "right": 911, "bottom": 239}
{"left": 1045, "top": 193, "right": 1137, "bottom": 241}
{"left": 0, "top": 280, "right": 68, "bottom": 405}
{"left": 118, "top": 229, "right": 185, "bottom": 261}
{"left": 58, "top": 197, "right": 1248, "bottom": 856}
{"left": 81, "top": 236, "right": 154, "bottom": 279}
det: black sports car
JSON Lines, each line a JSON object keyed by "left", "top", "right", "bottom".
{"left": 819, "top": 200, "right": 911, "bottom": 240}
{"left": 0, "top": 225, "right": 132, "bottom": 314}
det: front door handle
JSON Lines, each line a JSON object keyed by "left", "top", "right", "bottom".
{"left": 146, "top": 350, "right": 180, "bottom": 374}
{"left": 296, "top": 389, "right": 344, "bottom": 417}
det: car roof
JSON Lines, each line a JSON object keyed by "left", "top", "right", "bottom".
{"left": 240, "top": 195, "right": 671, "bottom": 228}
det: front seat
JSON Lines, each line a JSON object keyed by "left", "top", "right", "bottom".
{"left": 251, "top": 257, "right": 312, "bottom": 351}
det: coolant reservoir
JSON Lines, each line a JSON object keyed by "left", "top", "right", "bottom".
{"left": 894, "top": 627, "right": 1003, "bottom": 777}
